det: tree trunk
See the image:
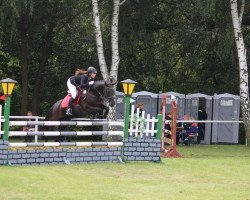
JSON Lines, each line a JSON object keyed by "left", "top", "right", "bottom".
{"left": 19, "top": 13, "right": 29, "bottom": 115}
{"left": 31, "top": 22, "right": 55, "bottom": 115}
{"left": 107, "top": 0, "right": 121, "bottom": 122}
{"left": 92, "top": 0, "right": 123, "bottom": 140}
{"left": 110, "top": 0, "right": 120, "bottom": 82}
{"left": 92, "top": 0, "right": 109, "bottom": 81}
{"left": 230, "top": 0, "right": 250, "bottom": 146}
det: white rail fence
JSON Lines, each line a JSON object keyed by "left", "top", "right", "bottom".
{"left": 129, "top": 105, "right": 158, "bottom": 137}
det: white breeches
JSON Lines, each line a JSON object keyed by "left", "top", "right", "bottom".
{"left": 67, "top": 79, "right": 77, "bottom": 99}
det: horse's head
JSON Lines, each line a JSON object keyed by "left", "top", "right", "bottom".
{"left": 104, "top": 81, "right": 117, "bottom": 107}
{"left": 92, "top": 80, "right": 117, "bottom": 107}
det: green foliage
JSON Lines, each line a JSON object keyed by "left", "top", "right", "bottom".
{"left": 118, "top": 0, "right": 242, "bottom": 95}
{"left": 132, "top": 115, "right": 146, "bottom": 135}
{"left": 0, "top": 0, "right": 248, "bottom": 115}
{"left": 0, "top": 51, "right": 20, "bottom": 83}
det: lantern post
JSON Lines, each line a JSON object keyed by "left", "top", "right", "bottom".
{"left": 121, "top": 79, "right": 137, "bottom": 138}
{"left": 0, "top": 78, "right": 17, "bottom": 140}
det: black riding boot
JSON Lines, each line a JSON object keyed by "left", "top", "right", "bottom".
{"left": 66, "top": 97, "right": 74, "bottom": 115}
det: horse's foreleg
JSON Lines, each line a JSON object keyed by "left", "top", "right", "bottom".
{"left": 85, "top": 106, "right": 103, "bottom": 119}
{"left": 101, "top": 104, "right": 109, "bottom": 119}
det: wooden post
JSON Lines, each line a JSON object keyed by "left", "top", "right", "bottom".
{"left": 161, "top": 96, "right": 166, "bottom": 151}
{"left": 162, "top": 100, "right": 182, "bottom": 158}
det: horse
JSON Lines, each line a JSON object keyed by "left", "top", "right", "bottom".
{"left": 46, "top": 80, "right": 116, "bottom": 121}
{"left": 44, "top": 80, "right": 116, "bottom": 141}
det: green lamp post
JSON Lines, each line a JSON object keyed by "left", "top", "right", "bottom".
{"left": 121, "top": 79, "right": 137, "bottom": 138}
{"left": 0, "top": 78, "right": 17, "bottom": 140}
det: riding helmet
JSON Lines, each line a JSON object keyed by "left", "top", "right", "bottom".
{"left": 87, "top": 66, "right": 97, "bottom": 74}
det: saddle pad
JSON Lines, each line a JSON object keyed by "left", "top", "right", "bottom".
{"left": 61, "top": 94, "right": 71, "bottom": 108}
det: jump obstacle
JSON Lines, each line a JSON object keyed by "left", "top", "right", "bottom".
{"left": 0, "top": 104, "right": 162, "bottom": 165}
{"left": 161, "top": 96, "right": 182, "bottom": 158}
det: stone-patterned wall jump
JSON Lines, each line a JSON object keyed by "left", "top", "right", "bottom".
{"left": 0, "top": 140, "right": 121, "bottom": 165}
{"left": 0, "top": 140, "right": 8, "bottom": 165}
{"left": 123, "top": 138, "right": 161, "bottom": 162}
{"left": 0, "top": 138, "right": 161, "bottom": 165}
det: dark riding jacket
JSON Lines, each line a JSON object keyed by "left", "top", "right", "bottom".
{"left": 70, "top": 74, "right": 94, "bottom": 89}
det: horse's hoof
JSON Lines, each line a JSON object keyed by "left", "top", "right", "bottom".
{"left": 103, "top": 115, "right": 107, "bottom": 119}
{"left": 95, "top": 115, "right": 104, "bottom": 119}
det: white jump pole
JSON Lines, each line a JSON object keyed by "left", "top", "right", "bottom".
{"left": 0, "top": 104, "right": 2, "bottom": 135}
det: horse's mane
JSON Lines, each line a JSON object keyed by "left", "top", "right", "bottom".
{"left": 94, "top": 80, "right": 105, "bottom": 88}
{"left": 91, "top": 80, "right": 114, "bottom": 98}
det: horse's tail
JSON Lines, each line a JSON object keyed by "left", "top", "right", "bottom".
{"left": 43, "top": 105, "right": 54, "bottom": 132}
{"left": 45, "top": 106, "right": 53, "bottom": 121}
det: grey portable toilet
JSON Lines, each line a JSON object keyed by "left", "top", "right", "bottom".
{"left": 115, "top": 91, "right": 125, "bottom": 119}
{"left": 185, "top": 93, "right": 213, "bottom": 144}
{"left": 132, "top": 91, "right": 158, "bottom": 117}
{"left": 158, "top": 92, "right": 185, "bottom": 119}
{"left": 212, "top": 93, "right": 240, "bottom": 143}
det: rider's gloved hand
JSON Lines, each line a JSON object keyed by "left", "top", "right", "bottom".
{"left": 88, "top": 81, "right": 94, "bottom": 86}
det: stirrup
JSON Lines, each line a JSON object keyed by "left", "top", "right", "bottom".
{"left": 66, "top": 108, "right": 72, "bottom": 116}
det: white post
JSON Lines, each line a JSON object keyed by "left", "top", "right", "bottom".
{"left": 135, "top": 108, "right": 140, "bottom": 137}
{"left": 151, "top": 117, "right": 155, "bottom": 137}
{"left": 129, "top": 105, "right": 135, "bottom": 137}
{"left": 146, "top": 114, "right": 150, "bottom": 137}
{"left": 0, "top": 104, "right": 2, "bottom": 134}
{"left": 141, "top": 111, "right": 145, "bottom": 138}
{"left": 34, "top": 117, "right": 38, "bottom": 143}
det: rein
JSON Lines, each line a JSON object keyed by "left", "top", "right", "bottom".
{"left": 92, "top": 85, "right": 114, "bottom": 102}
{"left": 77, "top": 82, "right": 114, "bottom": 103}
{"left": 93, "top": 86, "right": 104, "bottom": 100}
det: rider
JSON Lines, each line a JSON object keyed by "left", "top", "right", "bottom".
{"left": 66, "top": 66, "right": 97, "bottom": 116}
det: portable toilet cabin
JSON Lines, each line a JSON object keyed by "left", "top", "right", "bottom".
{"left": 212, "top": 93, "right": 240, "bottom": 143}
{"left": 132, "top": 91, "right": 158, "bottom": 118}
{"left": 115, "top": 91, "right": 125, "bottom": 119}
{"left": 185, "top": 93, "right": 213, "bottom": 144}
{"left": 158, "top": 92, "right": 185, "bottom": 119}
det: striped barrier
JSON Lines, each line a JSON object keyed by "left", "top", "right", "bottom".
{"left": 9, "top": 141, "right": 123, "bottom": 147}
{"left": 4, "top": 119, "right": 124, "bottom": 147}
{"left": 9, "top": 120, "right": 124, "bottom": 127}
{"left": 8, "top": 131, "right": 123, "bottom": 136}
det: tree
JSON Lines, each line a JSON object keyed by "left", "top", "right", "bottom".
{"left": 92, "top": 0, "right": 125, "bottom": 120}
{"left": 0, "top": 0, "right": 34, "bottom": 115}
{"left": 230, "top": 0, "right": 250, "bottom": 146}
{"left": 0, "top": 0, "right": 90, "bottom": 115}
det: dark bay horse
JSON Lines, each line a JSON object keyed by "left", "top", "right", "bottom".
{"left": 46, "top": 80, "right": 116, "bottom": 121}
{"left": 44, "top": 80, "right": 116, "bottom": 142}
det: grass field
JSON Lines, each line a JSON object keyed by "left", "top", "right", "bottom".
{"left": 0, "top": 145, "right": 249, "bottom": 200}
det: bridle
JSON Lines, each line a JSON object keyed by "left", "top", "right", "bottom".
{"left": 93, "top": 86, "right": 103, "bottom": 100}
{"left": 92, "top": 85, "right": 115, "bottom": 103}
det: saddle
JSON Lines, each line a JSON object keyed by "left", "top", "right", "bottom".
{"left": 61, "top": 88, "right": 86, "bottom": 108}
